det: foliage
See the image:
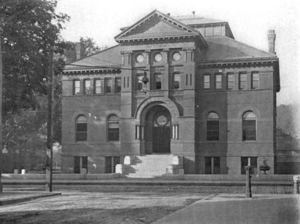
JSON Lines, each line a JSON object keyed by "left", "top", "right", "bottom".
{"left": 64, "top": 37, "right": 106, "bottom": 63}
{"left": 0, "top": 0, "right": 71, "bottom": 114}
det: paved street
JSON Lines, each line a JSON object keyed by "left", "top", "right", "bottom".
{"left": 154, "top": 195, "right": 300, "bottom": 224}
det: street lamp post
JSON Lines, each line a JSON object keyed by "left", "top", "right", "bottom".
{"left": 45, "top": 47, "right": 54, "bottom": 192}
{"left": 0, "top": 27, "right": 3, "bottom": 193}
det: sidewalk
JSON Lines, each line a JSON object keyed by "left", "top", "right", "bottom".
{"left": 0, "top": 191, "right": 61, "bottom": 206}
{"left": 153, "top": 194, "right": 300, "bottom": 224}
{"left": 2, "top": 178, "right": 292, "bottom": 186}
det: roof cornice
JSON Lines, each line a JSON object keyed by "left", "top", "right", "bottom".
{"left": 197, "top": 57, "right": 279, "bottom": 68}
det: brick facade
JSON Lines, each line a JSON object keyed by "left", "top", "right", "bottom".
{"left": 62, "top": 10, "right": 280, "bottom": 175}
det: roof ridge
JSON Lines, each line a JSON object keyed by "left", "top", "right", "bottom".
{"left": 207, "top": 35, "right": 276, "bottom": 57}
{"left": 66, "top": 45, "right": 120, "bottom": 66}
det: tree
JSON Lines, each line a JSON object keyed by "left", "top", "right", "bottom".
{"left": 0, "top": 0, "right": 71, "bottom": 172}
{"left": 0, "top": 0, "right": 71, "bottom": 114}
{"left": 64, "top": 37, "right": 102, "bottom": 63}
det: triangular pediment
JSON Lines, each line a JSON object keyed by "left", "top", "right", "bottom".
{"left": 115, "top": 10, "right": 203, "bottom": 42}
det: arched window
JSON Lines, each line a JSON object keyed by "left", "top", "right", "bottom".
{"left": 107, "top": 114, "right": 119, "bottom": 141}
{"left": 76, "top": 115, "right": 87, "bottom": 141}
{"left": 242, "top": 111, "right": 256, "bottom": 141}
{"left": 207, "top": 112, "right": 219, "bottom": 141}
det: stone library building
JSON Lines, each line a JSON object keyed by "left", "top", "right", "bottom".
{"left": 61, "top": 10, "right": 281, "bottom": 176}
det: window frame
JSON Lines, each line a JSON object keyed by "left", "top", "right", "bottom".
{"left": 173, "top": 72, "right": 181, "bottom": 89}
{"left": 242, "top": 111, "right": 256, "bottom": 141}
{"left": 154, "top": 72, "right": 162, "bottom": 90}
{"left": 251, "top": 72, "right": 259, "bottom": 89}
{"left": 204, "top": 75, "right": 210, "bottom": 89}
{"left": 207, "top": 112, "right": 219, "bottom": 141}
{"left": 73, "top": 80, "right": 81, "bottom": 95}
{"left": 227, "top": 73, "right": 235, "bottom": 90}
{"left": 239, "top": 73, "right": 247, "bottom": 90}
{"left": 105, "top": 78, "right": 112, "bottom": 94}
{"left": 94, "top": 79, "right": 102, "bottom": 94}
{"left": 115, "top": 77, "right": 121, "bottom": 93}
{"left": 83, "top": 79, "right": 92, "bottom": 95}
{"left": 215, "top": 74, "right": 222, "bottom": 89}
{"left": 107, "top": 114, "right": 120, "bottom": 142}
{"left": 75, "top": 115, "right": 87, "bottom": 142}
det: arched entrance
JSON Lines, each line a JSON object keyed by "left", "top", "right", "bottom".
{"left": 145, "top": 105, "right": 171, "bottom": 154}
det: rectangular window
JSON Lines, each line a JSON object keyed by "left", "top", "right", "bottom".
{"left": 227, "top": 74, "right": 235, "bottom": 90}
{"left": 76, "top": 123, "right": 87, "bottom": 141}
{"left": 136, "top": 73, "right": 144, "bottom": 91}
{"left": 242, "top": 120, "right": 256, "bottom": 141}
{"left": 204, "top": 75, "right": 210, "bottom": 89}
{"left": 83, "top": 79, "right": 92, "bottom": 94}
{"left": 74, "top": 156, "right": 80, "bottom": 174}
{"left": 155, "top": 73, "right": 161, "bottom": 90}
{"left": 207, "top": 120, "right": 219, "bottom": 141}
{"left": 74, "top": 156, "right": 88, "bottom": 174}
{"left": 105, "top": 78, "right": 112, "bottom": 93}
{"left": 251, "top": 73, "right": 259, "bottom": 89}
{"left": 241, "top": 157, "right": 257, "bottom": 174}
{"left": 205, "top": 157, "right": 221, "bottom": 174}
{"left": 213, "top": 26, "right": 222, "bottom": 36}
{"left": 74, "top": 80, "right": 80, "bottom": 95}
{"left": 173, "top": 73, "right": 180, "bottom": 89}
{"left": 215, "top": 74, "right": 222, "bottom": 89}
{"left": 205, "top": 26, "right": 213, "bottom": 36}
{"left": 115, "top": 77, "right": 121, "bottom": 93}
{"left": 94, "top": 79, "right": 102, "bottom": 94}
{"left": 105, "top": 157, "right": 120, "bottom": 173}
{"left": 239, "top": 73, "right": 247, "bottom": 90}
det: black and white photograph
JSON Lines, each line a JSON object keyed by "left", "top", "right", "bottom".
{"left": 0, "top": 0, "right": 299, "bottom": 223}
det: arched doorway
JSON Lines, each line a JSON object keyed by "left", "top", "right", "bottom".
{"left": 145, "top": 105, "right": 171, "bottom": 154}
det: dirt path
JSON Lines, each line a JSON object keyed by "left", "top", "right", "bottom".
{"left": 0, "top": 191, "right": 206, "bottom": 224}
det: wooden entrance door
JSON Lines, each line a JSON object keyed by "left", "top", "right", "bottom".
{"left": 152, "top": 112, "right": 171, "bottom": 153}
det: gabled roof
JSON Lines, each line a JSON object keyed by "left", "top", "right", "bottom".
{"left": 198, "top": 36, "right": 276, "bottom": 62}
{"left": 64, "top": 45, "right": 121, "bottom": 74}
{"left": 114, "top": 9, "right": 207, "bottom": 47}
{"left": 173, "top": 16, "right": 226, "bottom": 25}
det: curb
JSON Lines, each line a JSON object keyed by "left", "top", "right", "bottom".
{"left": 0, "top": 193, "right": 62, "bottom": 206}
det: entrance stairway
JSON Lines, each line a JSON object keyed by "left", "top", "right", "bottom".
{"left": 122, "top": 154, "right": 175, "bottom": 178}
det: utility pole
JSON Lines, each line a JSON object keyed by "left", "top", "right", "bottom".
{"left": 46, "top": 47, "right": 54, "bottom": 192}
{"left": 0, "top": 27, "right": 3, "bottom": 193}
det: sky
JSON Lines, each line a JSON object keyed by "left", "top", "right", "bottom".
{"left": 56, "top": 0, "right": 300, "bottom": 108}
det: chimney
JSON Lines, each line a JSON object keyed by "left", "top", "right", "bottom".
{"left": 75, "top": 42, "right": 85, "bottom": 60}
{"left": 167, "top": 13, "right": 170, "bottom": 16}
{"left": 268, "top": 30, "right": 276, "bottom": 54}
{"left": 192, "top": 11, "right": 195, "bottom": 16}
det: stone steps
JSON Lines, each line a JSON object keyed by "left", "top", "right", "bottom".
{"left": 124, "top": 154, "right": 173, "bottom": 178}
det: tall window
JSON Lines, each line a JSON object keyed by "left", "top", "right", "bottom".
{"left": 74, "top": 156, "right": 88, "bottom": 174}
{"left": 204, "top": 75, "right": 210, "bottom": 89}
{"left": 251, "top": 73, "right": 259, "bottom": 89}
{"left": 241, "top": 157, "right": 257, "bottom": 174}
{"left": 105, "top": 157, "right": 120, "bottom": 173}
{"left": 173, "top": 73, "right": 180, "bottom": 89}
{"left": 215, "top": 74, "right": 222, "bottom": 89}
{"left": 76, "top": 115, "right": 87, "bottom": 141}
{"left": 205, "top": 157, "right": 221, "bottom": 174}
{"left": 115, "top": 77, "right": 121, "bottom": 93}
{"left": 136, "top": 73, "right": 143, "bottom": 91}
{"left": 74, "top": 80, "right": 80, "bottom": 95}
{"left": 239, "top": 73, "right": 247, "bottom": 90}
{"left": 105, "top": 78, "right": 112, "bottom": 93}
{"left": 94, "top": 79, "right": 102, "bottom": 94}
{"left": 154, "top": 73, "right": 161, "bottom": 90}
{"left": 227, "top": 74, "right": 235, "bottom": 90}
{"left": 242, "top": 111, "right": 256, "bottom": 141}
{"left": 83, "top": 79, "right": 92, "bottom": 94}
{"left": 107, "top": 114, "right": 119, "bottom": 141}
{"left": 207, "top": 112, "right": 219, "bottom": 141}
